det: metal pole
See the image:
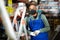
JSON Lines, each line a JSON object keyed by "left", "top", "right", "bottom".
{"left": 0, "top": 0, "right": 17, "bottom": 40}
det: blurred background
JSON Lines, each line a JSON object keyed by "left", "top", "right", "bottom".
{"left": 0, "top": 0, "right": 60, "bottom": 40}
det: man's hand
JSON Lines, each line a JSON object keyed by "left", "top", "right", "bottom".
{"left": 30, "top": 32, "right": 36, "bottom": 36}
{"left": 34, "top": 30, "right": 40, "bottom": 35}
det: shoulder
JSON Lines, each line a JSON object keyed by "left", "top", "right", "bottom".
{"left": 41, "top": 14, "right": 46, "bottom": 18}
{"left": 40, "top": 14, "right": 47, "bottom": 22}
{"left": 41, "top": 14, "right": 45, "bottom": 17}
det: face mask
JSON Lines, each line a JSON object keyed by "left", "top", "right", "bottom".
{"left": 29, "top": 9, "right": 36, "bottom": 15}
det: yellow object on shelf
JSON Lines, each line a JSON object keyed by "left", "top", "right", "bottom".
{"left": 6, "top": 6, "right": 14, "bottom": 16}
{"left": 5, "top": 0, "right": 14, "bottom": 16}
{"left": 6, "top": 6, "right": 14, "bottom": 13}
{"left": 8, "top": 0, "right": 12, "bottom": 6}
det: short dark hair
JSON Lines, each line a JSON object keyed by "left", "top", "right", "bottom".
{"left": 29, "top": 1, "right": 37, "bottom": 6}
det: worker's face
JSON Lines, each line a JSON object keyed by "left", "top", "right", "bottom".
{"left": 29, "top": 9, "right": 37, "bottom": 17}
{"left": 29, "top": 5, "right": 38, "bottom": 18}
{"left": 29, "top": 5, "right": 36, "bottom": 10}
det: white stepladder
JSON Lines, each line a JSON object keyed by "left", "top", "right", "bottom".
{"left": 13, "top": 3, "right": 28, "bottom": 40}
{"left": 0, "top": 0, "right": 28, "bottom": 40}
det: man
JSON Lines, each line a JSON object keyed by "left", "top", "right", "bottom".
{"left": 23, "top": 4, "right": 50, "bottom": 40}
